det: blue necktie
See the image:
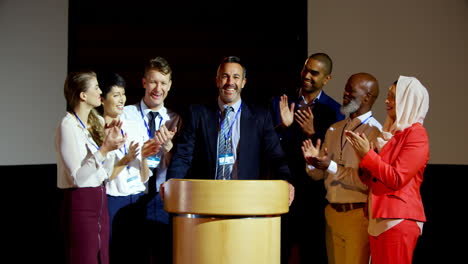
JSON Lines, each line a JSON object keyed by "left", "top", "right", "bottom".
{"left": 216, "top": 106, "right": 234, "bottom": 180}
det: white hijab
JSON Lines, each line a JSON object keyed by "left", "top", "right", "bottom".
{"left": 377, "top": 76, "right": 430, "bottom": 149}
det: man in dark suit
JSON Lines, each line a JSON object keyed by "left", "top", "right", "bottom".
{"left": 166, "top": 56, "right": 294, "bottom": 203}
{"left": 270, "top": 53, "right": 345, "bottom": 263}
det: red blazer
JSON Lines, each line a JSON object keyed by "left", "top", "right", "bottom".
{"left": 359, "top": 123, "right": 429, "bottom": 222}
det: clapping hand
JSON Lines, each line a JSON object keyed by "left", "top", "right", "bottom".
{"left": 302, "top": 139, "right": 320, "bottom": 164}
{"left": 154, "top": 125, "right": 177, "bottom": 152}
{"left": 345, "top": 130, "right": 372, "bottom": 158}
{"left": 279, "top": 94, "right": 295, "bottom": 127}
{"left": 102, "top": 120, "right": 126, "bottom": 153}
{"left": 125, "top": 141, "right": 139, "bottom": 161}
{"left": 142, "top": 138, "right": 160, "bottom": 158}
{"left": 295, "top": 107, "right": 315, "bottom": 137}
{"left": 302, "top": 138, "right": 330, "bottom": 170}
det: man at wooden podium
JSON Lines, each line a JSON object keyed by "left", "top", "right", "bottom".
{"left": 166, "top": 56, "right": 294, "bottom": 204}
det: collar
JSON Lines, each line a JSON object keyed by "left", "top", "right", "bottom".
{"left": 139, "top": 100, "right": 168, "bottom": 120}
{"left": 217, "top": 97, "right": 242, "bottom": 113}
{"left": 348, "top": 111, "right": 373, "bottom": 123}
{"left": 299, "top": 90, "right": 322, "bottom": 106}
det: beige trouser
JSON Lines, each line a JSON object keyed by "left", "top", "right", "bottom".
{"left": 325, "top": 204, "right": 370, "bottom": 264}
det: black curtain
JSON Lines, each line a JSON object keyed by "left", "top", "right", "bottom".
{"left": 68, "top": 0, "right": 308, "bottom": 113}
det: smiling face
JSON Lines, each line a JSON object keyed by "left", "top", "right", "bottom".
{"left": 82, "top": 77, "right": 102, "bottom": 108}
{"left": 341, "top": 74, "right": 369, "bottom": 116}
{"left": 216, "top": 62, "right": 246, "bottom": 105}
{"left": 300, "top": 58, "right": 331, "bottom": 94}
{"left": 102, "top": 85, "right": 126, "bottom": 118}
{"left": 341, "top": 82, "right": 365, "bottom": 116}
{"left": 386, "top": 84, "right": 397, "bottom": 120}
{"left": 142, "top": 69, "right": 172, "bottom": 111}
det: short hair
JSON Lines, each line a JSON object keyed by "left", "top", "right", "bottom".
{"left": 308, "top": 53, "right": 333, "bottom": 75}
{"left": 218, "top": 56, "right": 247, "bottom": 78}
{"left": 144, "top": 56, "right": 172, "bottom": 79}
{"left": 97, "top": 72, "right": 126, "bottom": 97}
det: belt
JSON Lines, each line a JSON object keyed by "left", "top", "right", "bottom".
{"left": 329, "top": 203, "right": 366, "bottom": 212}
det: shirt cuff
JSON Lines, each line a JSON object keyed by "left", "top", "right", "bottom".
{"left": 326, "top": 160, "right": 338, "bottom": 175}
{"left": 94, "top": 150, "right": 106, "bottom": 165}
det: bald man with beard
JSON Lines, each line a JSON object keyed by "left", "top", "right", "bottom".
{"left": 301, "top": 73, "right": 382, "bottom": 264}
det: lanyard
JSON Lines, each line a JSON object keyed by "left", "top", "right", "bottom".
{"left": 119, "top": 128, "right": 131, "bottom": 170}
{"left": 73, "top": 111, "right": 100, "bottom": 150}
{"left": 138, "top": 103, "right": 163, "bottom": 139}
{"left": 339, "top": 115, "right": 373, "bottom": 163}
{"left": 119, "top": 128, "right": 127, "bottom": 155}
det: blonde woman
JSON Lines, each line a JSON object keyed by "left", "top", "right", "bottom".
{"left": 56, "top": 71, "right": 126, "bottom": 264}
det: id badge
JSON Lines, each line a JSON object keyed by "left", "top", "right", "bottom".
{"left": 127, "top": 174, "right": 139, "bottom": 191}
{"left": 147, "top": 155, "right": 161, "bottom": 169}
{"left": 218, "top": 154, "right": 235, "bottom": 165}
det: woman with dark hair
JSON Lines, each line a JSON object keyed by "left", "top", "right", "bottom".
{"left": 345, "top": 76, "right": 430, "bottom": 264}
{"left": 97, "top": 72, "right": 159, "bottom": 264}
{"left": 55, "top": 71, "right": 126, "bottom": 264}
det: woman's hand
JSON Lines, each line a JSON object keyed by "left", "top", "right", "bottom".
{"left": 122, "top": 141, "right": 139, "bottom": 164}
{"left": 345, "top": 130, "right": 372, "bottom": 158}
{"left": 101, "top": 120, "right": 126, "bottom": 155}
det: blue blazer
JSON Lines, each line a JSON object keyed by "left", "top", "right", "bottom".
{"left": 270, "top": 91, "right": 344, "bottom": 188}
{"left": 270, "top": 91, "right": 344, "bottom": 144}
{"left": 167, "top": 101, "right": 290, "bottom": 181}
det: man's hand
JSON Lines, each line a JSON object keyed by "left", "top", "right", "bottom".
{"left": 279, "top": 94, "right": 295, "bottom": 128}
{"left": 311, "top": 147, "right": 331, "bottom": 170}
{"left": 288, "top": 183, "right": 295, "bottom": 206}
{"left": 160, "top": 181, "right": 166, "bottom": 201}
{"left": 301, "top": 139, "right": 320, "bottom": 164}
{"left": 295, "top": 107, "right": 315, "bottom": 137}
{"left": 142, "top": 138, "right": 160, "bottom": 158}
{"left": 154, "top": 125, "right": 177, "bottom": 152}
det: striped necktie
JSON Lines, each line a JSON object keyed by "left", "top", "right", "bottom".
{"left": 216, "top": 106, "right": 234, "bottom": 180}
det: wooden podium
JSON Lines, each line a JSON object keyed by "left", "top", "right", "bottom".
{"left": 164, "top": 179, "right": 290, "bottom": 264}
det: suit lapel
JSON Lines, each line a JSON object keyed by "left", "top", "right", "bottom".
{"left": 238, "top": 103, "right": 255, "bottom": 178}
{"left": 205, "top": 103, "right": 220, "bottom": 162}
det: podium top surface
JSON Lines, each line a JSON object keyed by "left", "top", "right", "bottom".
{"left": 164, "top": 179, "right": 290, "bottom": 216}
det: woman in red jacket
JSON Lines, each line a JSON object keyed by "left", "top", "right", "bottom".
{"left": 345, "top": 76, "right": 429, "bottom": 264}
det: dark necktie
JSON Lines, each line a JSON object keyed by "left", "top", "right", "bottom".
{"left": 147, "top": 111, "right": 159, "bottom": 195}
{"left": 148, "top": 111, "right": 159, "bottom": 139}
{"left": 216, "top": 106, "right": 234, "bottom": 180}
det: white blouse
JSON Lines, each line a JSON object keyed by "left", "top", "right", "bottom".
{"left": 55, "top": 112, "right": 108, "bottom": 188}
{"left": 105, "top": 119, "right": 151, "bottom": 196}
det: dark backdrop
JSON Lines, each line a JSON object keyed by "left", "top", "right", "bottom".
{"left": 5, "top": 1, "right": 463, "bottom": 263}
{"left": 68, "top": 0, "right": 308, "bottom": 113}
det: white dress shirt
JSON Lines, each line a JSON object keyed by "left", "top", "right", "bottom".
{"left": 55, "top": 112, "right": 108, "bottom": 188}
{"left": 105, "top": 119, "right": 151, "bottom": 196}
{"left": 306, "top": 111, "right": 382, "bottom": 203}
{"left": 122, "top": 100, "right": 180, "bottom": 191}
